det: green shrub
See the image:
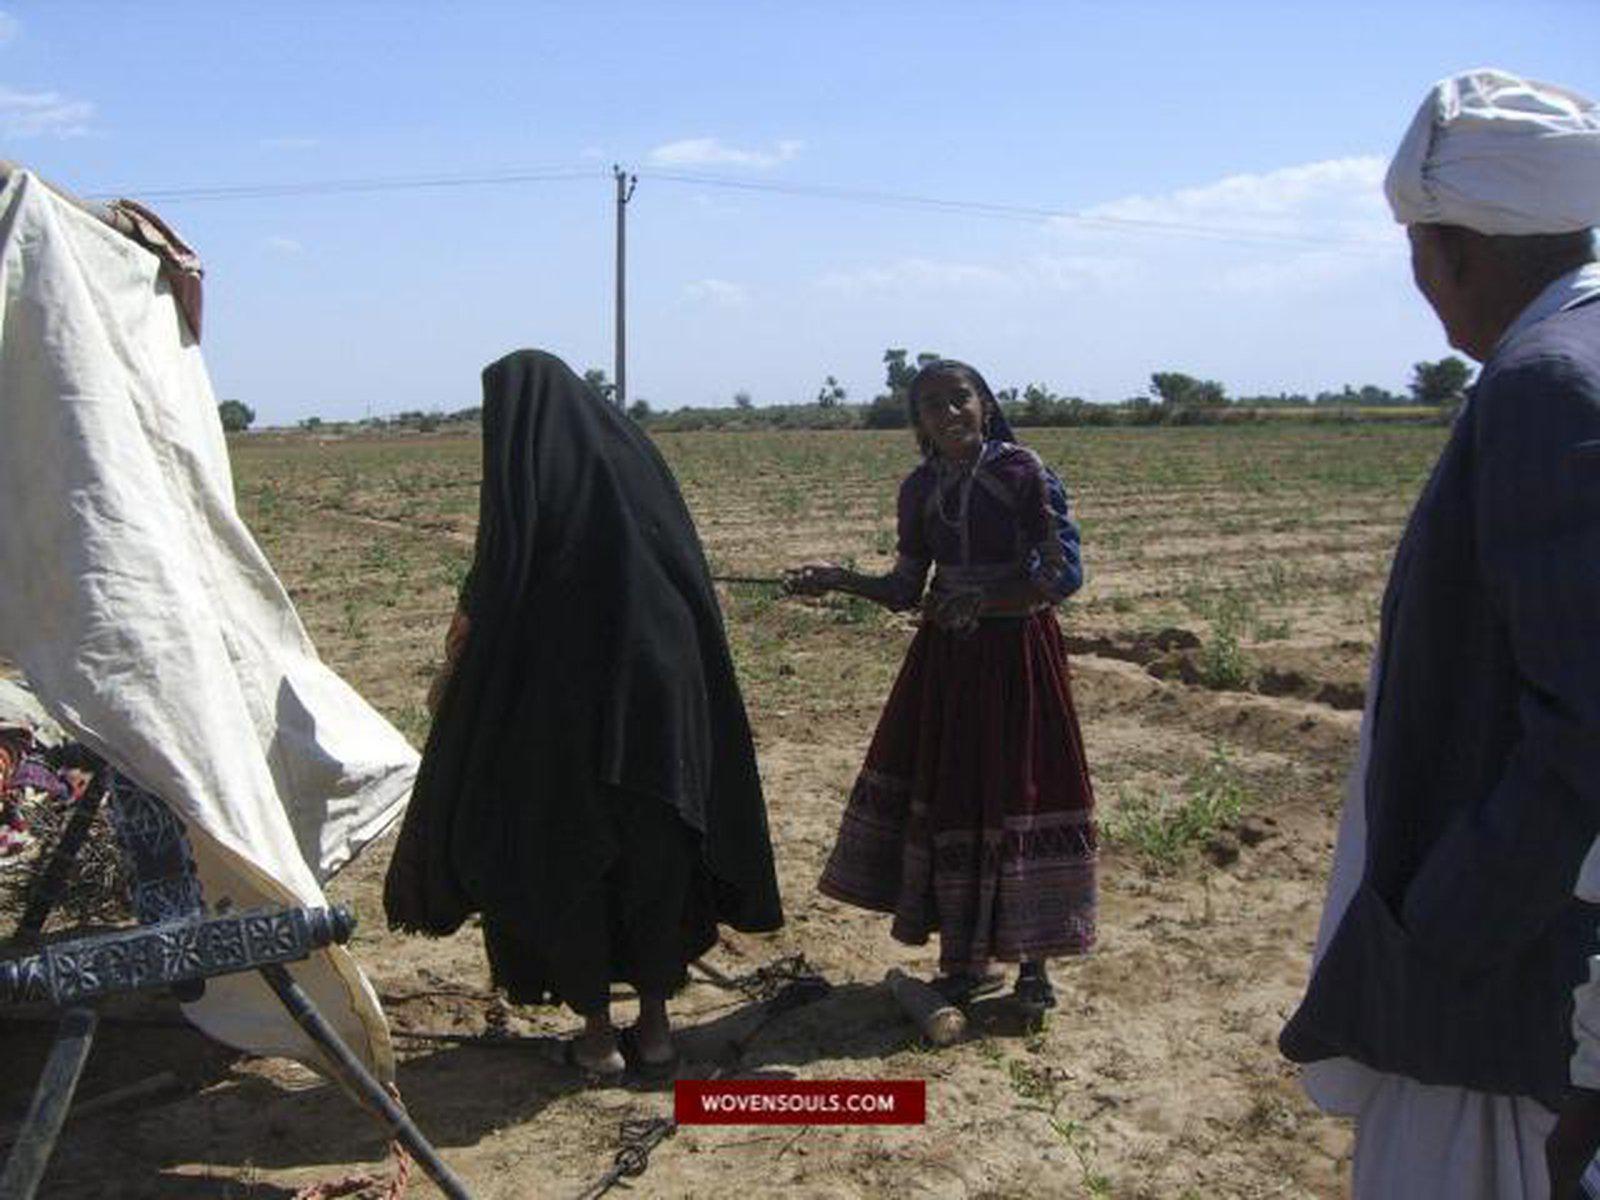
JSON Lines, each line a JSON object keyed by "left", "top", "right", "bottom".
{"left": 1105, "top": 744, "right": 1249, "bottom": 870}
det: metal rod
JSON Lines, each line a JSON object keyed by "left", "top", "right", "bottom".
{"left": 0, "top": 1072, "right": 179, "bottom": 1149}
{"left": 258, "top": 963, "right": 473, "bottom": 1200}
{"left": 0, "top": 1006, "right": 99, "bottom": 1200}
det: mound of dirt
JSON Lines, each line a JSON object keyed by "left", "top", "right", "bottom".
{"left": 1063, "top": 627, "right": 1202, "bottom": 666}
{"left": 1069, "top": 627, "right": 1369, "bottom": 713}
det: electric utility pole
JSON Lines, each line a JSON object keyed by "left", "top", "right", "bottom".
{"left": 613, "top": 165, "right": 637, "bottom": 411}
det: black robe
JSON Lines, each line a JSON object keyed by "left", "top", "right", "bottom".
{"left": 384, "top": 350, "right": 783, "bottom": 950}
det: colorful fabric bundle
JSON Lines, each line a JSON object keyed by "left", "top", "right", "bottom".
{"left": 0, "top": 724, "right": 44, "bottom": 861}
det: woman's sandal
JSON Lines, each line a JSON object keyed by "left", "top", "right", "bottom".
{"left": 1012, "top": 969, "right": 1057, "bottom": 1014}
{"left": 618, "top": 1024, "right": 680, "bottom": 1080}
{"left": 554, "top": 1037, "right": 626, "bottom": 1079}
{"left": 930, "top": 969, "right": 1006, "bottom": 1005}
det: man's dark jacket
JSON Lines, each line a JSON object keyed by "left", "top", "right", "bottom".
{"left": 1281, "top": 292, "right": 1600, "bottom": 1109}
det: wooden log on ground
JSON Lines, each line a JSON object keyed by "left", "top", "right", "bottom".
{"left": 884, "top": 969, "right": 967, "bottom": 1047}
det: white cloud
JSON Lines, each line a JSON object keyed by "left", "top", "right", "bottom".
{"left": 260, "top": 136, "right": 319, "bottom": 150}
{"left": 0, "top": 11, "right": 19, "bottom": 44}
{"left": 683, "top": 278, "right": 749, "bottom": 307}
{"left": 1041, "top": 156, "right": 1408, "bottom": 299}
{"left": 265, "top": 235, "right": 304, "bottom": 255}
{"left": 814, "top": 158, "right": 1407, "bottom": 308}
{"left": 0, "top": 86, "right": 93, "bottom": 137}
{"left": 648, "top": 137, "right": 803, "bottom": 169}
{"left": 1059, "top": 156, "right": 1397, "bottom": 249}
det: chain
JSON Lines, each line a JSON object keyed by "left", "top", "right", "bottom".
{"left": 694, "top": 952, "right": 828, "bottom": 1006}
{"left": 571, "top": 1117, "right": 678, "bottom": 1200}
{"left": 569, "top": 954, "right": 832, "bottom": 1200}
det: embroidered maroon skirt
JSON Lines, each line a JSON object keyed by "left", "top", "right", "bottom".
{"left": 818, "top": 609, "right": 1097, "bottom": 973}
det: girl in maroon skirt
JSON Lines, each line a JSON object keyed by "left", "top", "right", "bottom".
{"left": 785, "top": 359, "right": 1096, "bottom": 1012}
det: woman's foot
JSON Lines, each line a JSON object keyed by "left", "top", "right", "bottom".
{"left": 566, "top": 1013, "right": 625, "bottom": 1075}
{"left": 931, "top": 969, "right": 1006, "bottom": 1005}
{"left": 1013, "top": 961, "right": 1057, "bottom": 1013}
{"left": 628, "top": 994, "right": 677, "bottom": 1068}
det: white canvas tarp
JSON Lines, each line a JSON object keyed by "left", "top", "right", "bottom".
{"left": 0, "top": 168, "right": 418, "bottom": 1077}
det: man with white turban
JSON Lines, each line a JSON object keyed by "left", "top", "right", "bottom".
{"left": 1280, "top": 69, "right": 1600, "bottom": 1199}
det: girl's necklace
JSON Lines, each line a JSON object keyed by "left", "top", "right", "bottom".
{"left": 934, "top": 447, "right": 983, "bottom": 527}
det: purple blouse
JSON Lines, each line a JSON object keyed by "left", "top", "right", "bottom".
{"left": 891, "top": 441, "right": 1083, "bottom": 609}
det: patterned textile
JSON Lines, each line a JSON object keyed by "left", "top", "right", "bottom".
{"left": 0, "top": 728, "right": 101, "bottom": 862}
{"left": 0, "top": 725, "right": 29, "bottom": 793}
{"left": 892, "top": 441, "right": 1082, "bottom": 609}
{"left": 819, "top": 611, "right": 1096, "bottom": 973}
{"left": 0, "top": 725, "right": 41, "bottom": 860}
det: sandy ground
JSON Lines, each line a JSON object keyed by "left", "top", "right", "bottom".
{"left": 0, "top": 425, "right": 1448, "bottom": 1198}
{"left": 0, "top": 640, "right": 1365, "bottom": 1200}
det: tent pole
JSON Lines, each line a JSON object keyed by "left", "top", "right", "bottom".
{"left": 259, "top": 964, "right": 473, "bottom": 1200}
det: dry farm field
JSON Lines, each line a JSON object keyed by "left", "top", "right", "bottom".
{"left": 3, "top": 421, "right": 1450, "bottom": 1198}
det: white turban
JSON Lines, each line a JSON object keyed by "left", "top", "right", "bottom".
{"left": 1385, "top": 68, "right": 1600, "bottom": 235}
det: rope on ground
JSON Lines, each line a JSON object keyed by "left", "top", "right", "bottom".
{"left": 289, "top": 1138, "right": 412, "bottom": 1200}
{"left": 389, "top": 1027, "right": 550, "bottom": 1046}
{"left": 378, "top": 986, "right": 499, "bottom": 1005}
{"left": 290, "top": 1086, "right": 414, "bottom": 1200}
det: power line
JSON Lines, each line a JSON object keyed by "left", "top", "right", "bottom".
{"left": 641, "top": 168, "right": 1388, "bottom": 251}
{"left": 77, "top": 162, "right": 1392, "bottom": 251}
{"left": 81, "top": 165, "right": 599, "bottom": 203}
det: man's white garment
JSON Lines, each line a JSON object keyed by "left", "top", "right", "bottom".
{"left": 0, "top": 168, "right": 418, "bottom": 1077}
{"left": 1301, "top": 262, "right": 1600, "bottom": 1198}
{"left": 1305, "top": 711, "right": 1555, "bottom": 1199}
{"left": 1384, "top": 68, "right": 1600, "bottom": 235}
{"left": 1574, "top": 837, "right": 1600, "bottom": 1085}
{"left": 1569, "top": 539, "right": 1600, "bottom": 1089}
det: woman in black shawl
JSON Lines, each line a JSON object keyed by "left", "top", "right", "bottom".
{"left": 385, "top": 350, "right": 783, "bottom": 1074}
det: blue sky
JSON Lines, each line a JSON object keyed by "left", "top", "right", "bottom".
{"left": 2, "top": 1, "right": 1596, "bottom": 425}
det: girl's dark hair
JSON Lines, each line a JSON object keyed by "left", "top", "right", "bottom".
{"left": 905, "top": 359, "right": 1008, "bottom": 457}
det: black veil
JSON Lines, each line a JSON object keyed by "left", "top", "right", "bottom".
{"left": 385, "top": 350, "right": 783, "bottom": 941}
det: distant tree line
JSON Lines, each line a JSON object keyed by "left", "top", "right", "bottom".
{"left": 641, "top": 349, "right": 1475, "bottom": 432}
{"left": 277, "top": 406, "right": 484, "bottom": 435}
{"left": 230, "top": 352, "right": 1474, "bottom": 435}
